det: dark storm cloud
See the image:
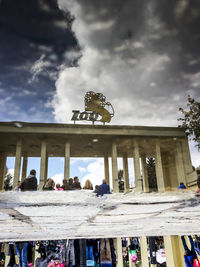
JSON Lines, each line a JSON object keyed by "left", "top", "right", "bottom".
{"left": 54, "top": 0, "right": 200, "bottom": 126}
{"left": 0, "top": 0, "right": 77, "bottom": 121}
{"left": 58, "top": 0, "right": 200, "bottom": 109}
{"left": 53, "top": 0, "right": 200, "bottom": 166}
{"left": 61, "top": 0, "right": 200, "bottom": 96}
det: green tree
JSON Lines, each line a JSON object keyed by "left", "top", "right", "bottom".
{"left": 178, "top": 95, "right": 200, "bottom": 150}
{"left": 118, "top": 169, "right": 124, "bottom": 192}
{"left": 4, "top": 167, "right": 13, "bottom": 191}
{"left": 147, "top": 158, "right": 157, "bottom": 192}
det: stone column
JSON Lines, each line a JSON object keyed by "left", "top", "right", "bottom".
{"left": 5, "top": 255, "right": 10, "bottom": 267}
{"left": 123, "top": 155, "right": 130, "bottom": 192}
{"left": 0, "top": 153, "right": 7, "bottom": 190}
{"left": 64, "top": 142, "right": 70, "bottom": 180}
{"left": 140, "top": 236, "right": 149, "bottom": 267}
{"left": 133, "top": 140, "right": 142, "bottom": 192}
{"left": 181, "top": 138, "right": 193, "bottom": 175}
{"left": 175, "top": 141, "right": 186, "bottom": 185}
{"left": 116, "top": 238, "right": 123, "bottom": 267}
{"left": 155, "top": 140, "right": 165, "bottom": 192}
{"left": 44, "top": 155, "right": 48, "bottom": 183}
{"left": 161, "top": 154, "right": 171, "bottom": 191}
{"left": 104, "top": 154, "right": 109, "bottom": 185}
{"left": 34, "top": 243, "right": 40, "bottom": 267}
{"left": 13, "top": 140, "right": 22, "bottom": 188}
{"left": 168, "top": 152, "right": 179, "bottom": 190}
{"left": 112, "top": 143, "right": 119, "bottom": 192}
{"left": 21, "top": 154, "right": 28, "bottom": 181}
{"left": 39, "top": 141, "right": 47, "bottom": 190}
{"left": 164, "top": 236, "right": 184, "bottom": 267}
{"left": 141, "top": 156, "right": 149, "bottom": 193}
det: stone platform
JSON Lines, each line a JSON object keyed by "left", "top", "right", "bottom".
{"left": 0, "top": 190, "right": 199, "bottom": 241}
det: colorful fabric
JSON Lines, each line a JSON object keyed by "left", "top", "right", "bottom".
{"left": 129, "top": 249, "right": 137, "bottom": 263}
{"left": 193, "top": 258, "right": 200, "bottom": 267}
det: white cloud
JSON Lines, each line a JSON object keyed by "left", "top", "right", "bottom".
{"left": 89, "top": 20, "right": 115, "bottom": 31}
{"left": 22, "top": 90, "right": 36, "bottom": 96}
{"left": 51, "top": 173, "right": 64, "bottom": 186}
{"left": 64, "top": 49, "right": 82, "bottom": 63}
{"left": 79, "top": 157, "right": 135, "bottom": 190}
{"left": 28, "top": 54, "right": 51, "bottom": 83}
{"left": 53, "top": 1, "right": 195, "bottom": 127}
{"left": 81, "top": 158, "right": 104, "bottom": 188}
{"left": 71, "top": 158, "right": 94, "bottom": 165}
{"left": 78, "top": 166, "right": 86, "bottom": 173}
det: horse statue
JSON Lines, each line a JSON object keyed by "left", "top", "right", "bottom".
{"left": 84, "top": 91, "right": 114, "bottom": 123}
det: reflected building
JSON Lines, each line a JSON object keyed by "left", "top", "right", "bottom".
{"left": 0, "top": 121, "right": 197, "bottom": 192}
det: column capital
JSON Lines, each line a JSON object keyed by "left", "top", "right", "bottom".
{"left": 16, "top": 139, "right": 22, "bottom": 147}
{"left": 112, "top": 141, "right": 117, "bottom": 147}
{"left": 122, "top": 152, "right": 127, "bottom": 158}
{"left": 132, "top": 138, "right": 139, "bottom": 146}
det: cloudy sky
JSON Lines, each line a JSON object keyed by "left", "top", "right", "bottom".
{"left": 1, "top": 0, "right": 200, "bottom": 186}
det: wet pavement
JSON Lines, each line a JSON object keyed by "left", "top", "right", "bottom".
{"left": 0, "top": 190, "right": 200, "bottom": 241}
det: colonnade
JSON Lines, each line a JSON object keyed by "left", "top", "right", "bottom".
{"left": 1, "top": 235, "right": 187, "bottom": 267}
{"left": 0, "top": 137, "right": 193, "bottom": 192}
{"left": 116, "top": 235, "right": 186, "bottom": 267}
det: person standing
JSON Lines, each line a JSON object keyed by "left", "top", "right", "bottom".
{"left": 20, "top": 170, "right": 37, "bottom": 191}
{"left": 15, "top": 242, "right": 29, "bottom": 267}
{"left": 72, "top": 176, "right": 82, "bottom": 190}
{"left": 181, "top": 236, "right": 200, "bottom": 267}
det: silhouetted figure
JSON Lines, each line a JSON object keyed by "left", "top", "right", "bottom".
{"left": 20, "top": 170, "right": 37, "bottom": 191}
{"left": 178, "top": 182, "right": 187, "bottom": 189}
{"left": 72, "top": 176, "right": 82, "bottom": 190}
{"left": 96, "top": 179, "right": 110, "bottom": 196}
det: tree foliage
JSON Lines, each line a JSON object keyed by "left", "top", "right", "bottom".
{"left": 147, "top": 158, "right": 157, "bottom": 192}
{"left": 4, "top": 167, "right": 13, "bottom": 191}
{"left": 178, "top": 95, "right": 200, "bottom": 150}
{"left": 118, "top": 169, "right": 124, "bottom": 192}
